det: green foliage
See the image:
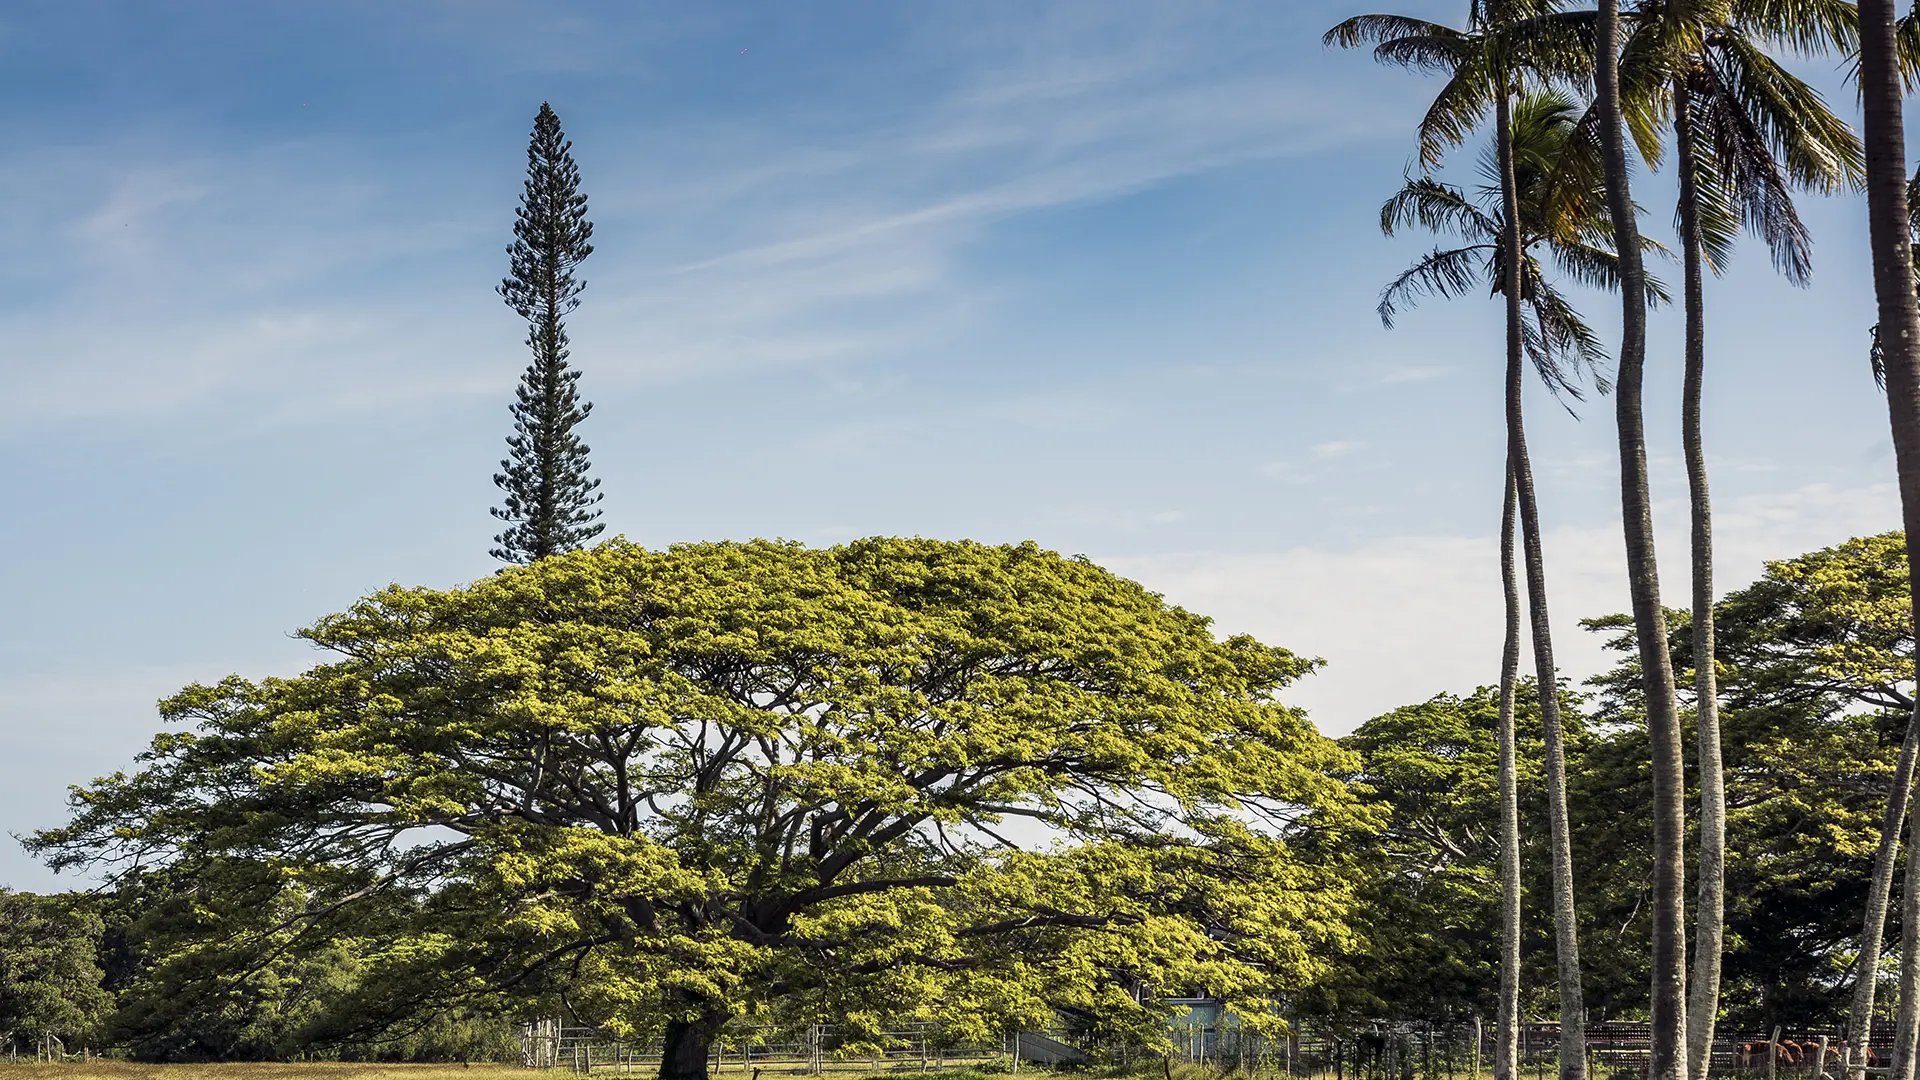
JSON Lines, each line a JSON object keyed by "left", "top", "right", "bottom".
{"left": 36, "top": 538, "right": 1363, "bottom": 1055}
{"left": 1581, "top": 533, "right": 1914, "bottom": 1028}
{"left": 0, "top": 891, "right": 113, "bottom": 1053}
{"left": 1314, "top": 684, "right": 1582, "bottom": 1025}
{"left": 1328, "top": 532, "right": 1918, "bottom": 1029}
{"left": 89, "top": 859, "right": 513, "bottom": 1062}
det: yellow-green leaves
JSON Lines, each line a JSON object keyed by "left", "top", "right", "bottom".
{"left": 34, "top": 537, "right": 1362, "bottom": 1044}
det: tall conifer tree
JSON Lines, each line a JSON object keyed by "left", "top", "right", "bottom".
{"left": 491, "top": 102, "right": 603, "bottom": 564}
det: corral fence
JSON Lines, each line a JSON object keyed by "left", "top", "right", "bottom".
{"left": 2, "top": 1033, "right": 88, "bottom": 1063}
{"left": 520, "top": 1020, "right": 1008, "bottom": 1075}
{"left": 523, "top": 1016, "right": 1897, "bottom": 1077}
{"left": 1235, "top": 1023, "right": 1899, "bottom": 1080}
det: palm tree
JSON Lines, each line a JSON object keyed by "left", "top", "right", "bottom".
{"left": 1370, "top": 83, "right": 1651, "bottom": 1080}
{"left": 1329, "top": 9, "right": 1603, "bottom": 1078}
{"left": 1857, "top": 0, "right": 1920, "bottom": 1072}
{"left": 1325, "top": 24, "right": 1541, "bottom": 1077}
{"left": 1593, "top": 2, "right": 1689, "bottom": 1078}
{"left": 1498, "top": 459, "right": 1524, "bottom": 1080}
{"left": 1858, "top": 170, "right": 1920, "bottom": 1080}
{"left": 1617, "top": 5, "right": 1863, "bottom": 1074}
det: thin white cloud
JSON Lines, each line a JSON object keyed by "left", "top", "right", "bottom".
{"left": 1362, "top": 363, "right": 1455, "bottom": 387}
{"left": 0, "top": 6, "right": 1408, "bottom": 430}
{"left": 1310, "top": 439, "right": 1368, "bottom": 462}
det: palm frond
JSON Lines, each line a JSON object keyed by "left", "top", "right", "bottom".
{"left": 1682, "top": 134, "right": 1744, "bottom": 275}
{"left": 1536, "top": 103, "right": 1611, "bottom": 234}
{"left": 1381, "top": 176, "right": 1503, "bottom": 241}
{"left": 1693, "top": 55, "right": 1817, "bottom": 284}
{"left": 1905, "top": 12, "right": 1920, "bottom": 93}
{"left": 1416, "top": 68, "right": 1499, "bottom": 168}
{"left": 1617, "top": 12, "right": 1689, "bottom": 166}
{"left": 1908, "top": 164, "right": 1920, "bottom": 245}
{"left": 1378, "top": 245, "right": 1496, "bottom": 328}
{"left": 1325, "top": 14, "right": 1464, "bottom": 50}
{"left": 1376, "top": 33, "right": 1482, "bottom": 73}
{"left": 1515, "top": 287, "right": 1588, "bottom": 406}
{"left": 1497, "top": 9, "right": 1601, "bottom": 83}
{"left": 1529, "top": 277, "right": 1613, "bottom": 398}
{"left": 1550, "top": 241, "right": 1673, "bottom": 305}
{"left": 1733, "top": 0, "right": 1856, "bottom": 57}
{"left": 1844, "top": 11, "right": 1920, "bottom": 95}
{"left": 1711, "top": 34, "right": 1863, "bottom": 193}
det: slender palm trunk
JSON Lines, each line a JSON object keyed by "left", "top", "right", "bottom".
{"left": 1498, "top": 460, "right": 1524, "bottom": 1080}
{"left": 1861, "top": 6, "right": 1920, "bottom": 1080}
{"left": 1675, "top": 78, "right": 1725, "bottom": 1080}
{"left": 1848, "top": 720, "right": 1920, "bottom": 1080}
{"left": 1497, "top": 88, "right": 1586, "bottom": 1080}
{"left": 1896, "top": 780, "right": 1920, "bottom": 1080}
{"left": 1596, "top": 6, "right": 1689, "bottom": 1079}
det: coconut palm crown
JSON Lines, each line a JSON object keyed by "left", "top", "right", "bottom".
{"left": 1376, "top": 89, "right": 1667, "bottom": 399}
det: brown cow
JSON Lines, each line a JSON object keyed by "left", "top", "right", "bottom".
{"left": 1833, "top": 1041, "right": 1883, "bottom": 1069}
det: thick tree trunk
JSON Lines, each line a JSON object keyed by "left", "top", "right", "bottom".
{"left": 1676, "top": 79, "right": 1726, "bottom": 1080}
{"left": 1596, "top": 6, "right": 1689, "bottom": 1080}
{"left": 1849, "top": 717, "right": 1920, "bottom": 1080}
{"left": 1859, "top": 6, "right": 1920, "bottom": 1080}
{"left": 1498, "top": 460, "right": 1524, "bottom": 1080}
{"left": 1497, "top": 88, "right": 1586, "bottom": 1080}
{"left": 659, "top": 1004, "right": 726, "bottom": 1080}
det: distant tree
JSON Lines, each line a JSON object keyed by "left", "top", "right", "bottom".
{"left": 0, "top": 891, "right": 112, "bottom": 1057}
{"left": 31, "top": 539, "right": 1364, "bottom": 1080}
{"left": 86, "top": 856, "right": 523, "bottom": 1063}
{"left": 96, "top": 860, "right": 384, "bottom": 1061}
{"left": 491, "top": 102, "right": 604, "bottom": 565}
{"left": 1583, "top": 533, "right": 1919, "bottom": 1030}
{"left": 1324, "top": 684, "right": 1586, "bottom": 1028}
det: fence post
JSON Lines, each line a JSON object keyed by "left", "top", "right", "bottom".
{"left": 1473, "top": 1018, "right": 1482, "bottom": 1080}
{"left": 1770, "top": 1026, "right": 1781, "bottom": 1080}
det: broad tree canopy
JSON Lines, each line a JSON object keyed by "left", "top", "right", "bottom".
{"left": 35, "top": 538, "right": 1362, "bottom": 1076}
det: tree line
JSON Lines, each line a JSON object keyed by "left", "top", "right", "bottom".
{"left": 6, "top": 533, "right": 1915, "bottom": 1067}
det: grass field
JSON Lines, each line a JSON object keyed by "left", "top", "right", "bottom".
{"left": 0, "top": 1065, "right": 1037, "bottom": 1080}
{"left": 0, "top": 1064, "right": 1338, "bottom": 1080}
{"left": 0, "top": 1066, "right": 541, "bottom": 1080}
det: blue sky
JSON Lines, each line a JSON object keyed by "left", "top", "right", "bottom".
{"left": 0, "top": 1, "right": 1903, "bottom": 888}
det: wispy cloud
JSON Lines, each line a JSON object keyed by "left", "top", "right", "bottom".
{"left": 0, "top": 4, "right": 1408, "bottom": 431}
{"left": 1262, "top": 439, "right": 1382, "bottom": 484}
{"left": 1310, "top": 439, "right": 1367, "bottom": 462}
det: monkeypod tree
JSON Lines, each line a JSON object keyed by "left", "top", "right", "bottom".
{"left": 33, "top": 539, "right": 1364, "bottom": 1080}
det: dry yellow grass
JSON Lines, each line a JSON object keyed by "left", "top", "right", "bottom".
{"left": 0, "top": 1065, "right": 1021, "bottom": 1080}
{"left": 0, "top": 1065, "right": 537, "bottom": 1080}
